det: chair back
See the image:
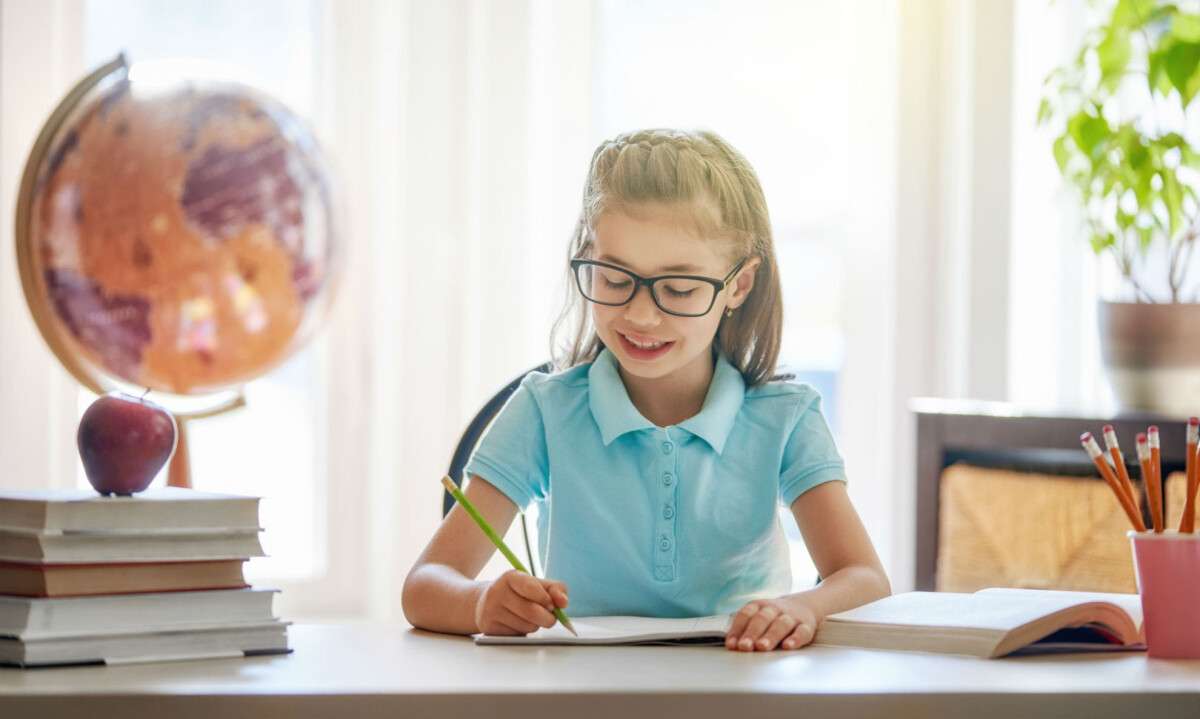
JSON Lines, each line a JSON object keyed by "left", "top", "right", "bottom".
{"left": 444, "top": 362, "right": 553, "bottom": 575}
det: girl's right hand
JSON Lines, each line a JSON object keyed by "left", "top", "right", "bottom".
{"left": 474, "top": 569, "right": 569, "bottom": 635}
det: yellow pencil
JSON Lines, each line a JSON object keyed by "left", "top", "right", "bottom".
{"left": 440, "top": 475, "right": 577, "bottom": 636}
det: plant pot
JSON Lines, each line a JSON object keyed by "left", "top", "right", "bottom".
{"left": 1098, "top": 301, "right": 1200, "bottom": 416}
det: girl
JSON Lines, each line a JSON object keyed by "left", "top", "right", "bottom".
{"left": 402, "top": 128, "right": 890, "bottom": 652}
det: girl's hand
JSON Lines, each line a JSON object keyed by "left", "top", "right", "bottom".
{"left": 474, "top": 569, "right": 569, "bottom": 635}
{"left": 725, "top": 595, "right": 820, "bottom": 651}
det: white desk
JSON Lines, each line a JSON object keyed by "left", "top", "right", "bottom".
{"left": 1, "top": 622, "right": 1198, "bottom": 718}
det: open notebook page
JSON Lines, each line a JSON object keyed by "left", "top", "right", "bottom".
{"left": 474, "top": 614, "right": 733, "bottom": 645}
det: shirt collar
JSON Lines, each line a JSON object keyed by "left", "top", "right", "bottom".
{"left": 676, "top": 351, "right": 745, "bottom": 454}
{"left": 588, "top": 348, "right": 745, "bottom": 454}
{"left": 588, "top": 349, "right": 654, "bottom": 445}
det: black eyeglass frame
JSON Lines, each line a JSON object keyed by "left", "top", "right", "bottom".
{"left": 569, "top": 256, "right": 749, "bottom": 318}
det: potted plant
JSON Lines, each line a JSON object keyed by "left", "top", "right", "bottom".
{"left": 1041, "top": 0, "right": 1200, "bottom": 414}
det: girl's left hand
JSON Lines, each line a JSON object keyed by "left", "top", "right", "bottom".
{"left": 725, "top": 595, "right": 820, "bottom": 651}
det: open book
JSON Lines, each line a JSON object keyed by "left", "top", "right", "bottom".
{"left": 474, "top": 588, "right": 1146, "bottom": 658}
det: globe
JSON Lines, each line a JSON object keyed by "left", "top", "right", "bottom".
{"left": 15, "top": 54, "right": 341, "bottom": 414}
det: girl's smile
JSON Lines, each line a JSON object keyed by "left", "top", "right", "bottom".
{"left": 615, "top": 329, "right": 676, "bottom": 361}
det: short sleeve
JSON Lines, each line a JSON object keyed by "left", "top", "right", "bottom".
{"left": 463, "top": 376, "right": 549, "bottom": 510}
{"left": 778, "top": 390, "right": 846, "bottom": 506}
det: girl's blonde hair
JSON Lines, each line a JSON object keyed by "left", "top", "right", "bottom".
{"left": 550, "top": 128, "right": 783, "bottom": 386}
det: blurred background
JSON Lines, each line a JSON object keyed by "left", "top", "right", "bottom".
{"left": 0, "top": 0, "right": 1127, "bottom": 619}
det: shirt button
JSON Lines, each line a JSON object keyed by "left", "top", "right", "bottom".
{"left": 662, "top": 473, "right": 673, "bottom": 486}
{"left": 661, "top": 441, "right": 674, "bottom": 454}
{"left": 663, "top": 505, "right": 674, "bottom": 520}
{"left": 659, "top": 536, "right": 671, "bottom": 552}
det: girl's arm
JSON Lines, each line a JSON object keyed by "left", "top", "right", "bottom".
{"left": 401, "top": 475, "right": 567, "bottom": 635}
{"left": 725, "top": 480, "right": 891, "bottom": 651}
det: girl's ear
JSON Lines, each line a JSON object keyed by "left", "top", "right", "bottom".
{"left": 727, "top": 256, "right": 761, "bottom": 309}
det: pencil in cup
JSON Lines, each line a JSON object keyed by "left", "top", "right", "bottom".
{"left": 1102, "top": 425, "right": 1140, "bottom": 516}
{"left": 1183, "top": 418, "right": 1199, "bottom": 533}
{"left": 1081, "top": 432, "right": 1146, "bottom": 532}
{"left": 1144, "top": 428, "right": 1165, "bottom": 533}
{"left": 440, "top": 475, "right": 577, "bottom": 636}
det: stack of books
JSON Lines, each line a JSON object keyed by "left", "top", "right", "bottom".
{"left": 0, "top": 487, "right": 290, "bottom": 667}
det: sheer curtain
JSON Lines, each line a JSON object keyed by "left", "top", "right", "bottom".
{"left": 4, "top": 0, "right": 986, "bottom": 612}
{"left": 317, "top": 0, "right": 594, "bottom": 616}
{"left": 0, "top": 0, "right": 84, "bottom": 493}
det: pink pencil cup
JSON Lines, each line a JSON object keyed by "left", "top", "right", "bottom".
{"left": 1128, "top": 531, "right": 1200, "bottom": 659}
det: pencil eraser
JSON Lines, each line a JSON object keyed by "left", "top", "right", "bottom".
{"left": 1148, "top": 427, "right": 1160, "bottom": 448}
{"left": 1137, "top": 432, "right": 1147, "bottom": 443}
{"left": 1190, "top": 419, "right": 1199, "bottom": 443}
{"left": 1102, "top": 426, "right": 1119, "bottom": 448}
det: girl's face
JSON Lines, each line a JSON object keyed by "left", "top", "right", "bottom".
{"left": 588, "top": 206, "right": 756, "bottom": 384}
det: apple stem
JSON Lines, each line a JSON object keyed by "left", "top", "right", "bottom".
{"left": 141, "top": 387, "right": 150, "bottom": 400}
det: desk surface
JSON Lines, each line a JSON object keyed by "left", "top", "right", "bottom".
{"left": 2, "top": 622, "right": 1199, "bottom": 719}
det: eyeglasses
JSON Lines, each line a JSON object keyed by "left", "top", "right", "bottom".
{"left": 569, "top": 257, "right": 748, "bottom": 318}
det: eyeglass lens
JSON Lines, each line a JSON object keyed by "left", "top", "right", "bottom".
{"left": 576, "top": 264, "right": 716, "bottom": 316}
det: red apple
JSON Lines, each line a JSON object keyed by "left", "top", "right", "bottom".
{"left": 77, "top": 392, "right": 177, "bottom": 496}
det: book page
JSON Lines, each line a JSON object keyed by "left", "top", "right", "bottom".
{"left": 824, "top": 591, "right": 1135, "bottom": 632}
{"left": 975, "top": 588, "right": 1142, "bottom": 629}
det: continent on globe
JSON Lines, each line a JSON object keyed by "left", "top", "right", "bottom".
{"left": 27, "top": 77, "right": 337, "bottom": 396}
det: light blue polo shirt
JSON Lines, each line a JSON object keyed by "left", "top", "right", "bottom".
{"left": 464, "top": 348, "right": 845, "bottom": 618}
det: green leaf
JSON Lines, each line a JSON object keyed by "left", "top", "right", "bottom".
{"left": 1164, "top": 41, "right": 1200, "bottom": 105}
{"left": 1160, "top": 131, "right": 1187, "bottom": 147}
{"left": 1163, "top": 170, "right": 1184, "bottom": 236}
{"left": 1090, "top": 232, "right": 1117, "bottom": 254}
{"left": 1149, "top": 46, "right": 1176, "bottom": 95}
{"left": 1053, "top": 135, "right": 1072, "bottom": 173}
{"left": 1139, "top": 225, "right": 1156, "bottom": 251}
{"left": 1068, "top": 111, "right": 1110, "bottom": 160}
{"left": 1037, "top": 98, "right": 1053, "bottom": 125}
{"left": 1182, "top": 145, "right": 1200, "bottom": 169}
{"left": 1129, "top": 141, "right": 1150, "bottom": 170}
{"left": 1117, "top": 208, "right": 1136, "bottom": 230}
{"left": 1114, "top": 0, "right": 1161, "bottom": 28}
{"left": 1173, "top": 12, "right": 1200, "bottom": 42}
{"left": 1098, "top": 27, "right": 1133, "bottom": 91}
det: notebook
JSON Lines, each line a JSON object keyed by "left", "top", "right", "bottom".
{"left": 474, "top": 588, "right": 1146, "bottom": 658}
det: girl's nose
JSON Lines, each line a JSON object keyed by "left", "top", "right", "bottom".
{"left": 623, "top": 285, "right": 662, "bottom": 327}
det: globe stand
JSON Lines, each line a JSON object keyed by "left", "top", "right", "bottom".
{"left": 167, "top": 419, "right": 192, "bottom": 489}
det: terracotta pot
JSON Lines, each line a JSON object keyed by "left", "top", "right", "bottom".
{"left": 1098, "top": 301, "right": 1200, "bottom": 416}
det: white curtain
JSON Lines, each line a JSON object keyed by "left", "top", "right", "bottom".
{"left": 315, "top": 0, "right": 594, "bottom": 617}
{"left": 0, "top": 0, "right": 1028, "bottom": 611}
{"left": 0, "top": 0, "right": 84, "bottom": 492}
